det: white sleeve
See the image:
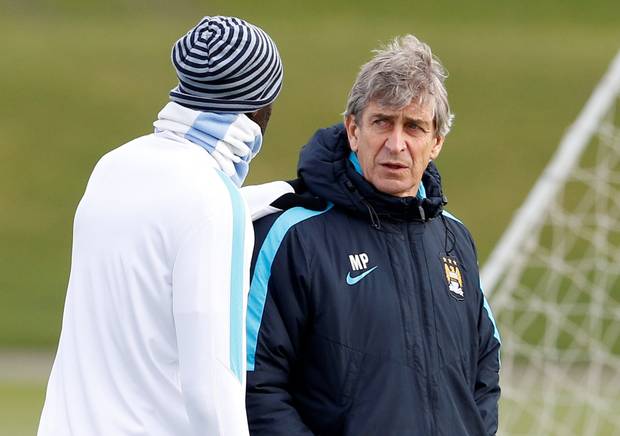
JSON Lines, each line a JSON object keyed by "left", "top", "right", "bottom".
{"left": 241, "top": 181, "right": 294, "bottom": 221}
{"left": 172, "top": 185, "right": 251, "bottom": 436}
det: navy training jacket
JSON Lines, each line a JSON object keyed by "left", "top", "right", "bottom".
{"left": 246, "top": 124, "right": 501, "bottom": 435}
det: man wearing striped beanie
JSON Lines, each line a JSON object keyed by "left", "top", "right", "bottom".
{"left": 38, "top": 16, "right": 287, "bottom": 436}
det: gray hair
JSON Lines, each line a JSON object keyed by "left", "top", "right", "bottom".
{"left": 344, "top": 35, "right": 454, "bottom": 137}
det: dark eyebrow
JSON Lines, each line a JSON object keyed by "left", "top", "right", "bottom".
{"left": 369, "top": 112, "right": 397, "bottom": 120}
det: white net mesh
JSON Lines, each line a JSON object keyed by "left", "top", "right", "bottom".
{"left": 485, "top": 56, "right": 620, "bottom": 435}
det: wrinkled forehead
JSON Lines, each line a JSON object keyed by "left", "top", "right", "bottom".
{"left": 363, "top": 96, "right": 436, "bottom": 123}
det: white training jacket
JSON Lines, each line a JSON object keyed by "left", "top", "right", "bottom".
{"left": 37, "top": 133, "right": 291, "bottom": 436}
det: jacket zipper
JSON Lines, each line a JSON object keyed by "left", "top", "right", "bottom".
{"left": 404, "top": 223, "right": 436, "bottom": 435}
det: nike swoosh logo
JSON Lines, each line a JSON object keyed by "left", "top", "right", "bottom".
{"left": 346, "top": 266, "right": 378, "bottom": 285}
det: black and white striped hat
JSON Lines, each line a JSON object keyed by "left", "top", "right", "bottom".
{"left": 170, "top": 16, "right": 283, "bottom": 113}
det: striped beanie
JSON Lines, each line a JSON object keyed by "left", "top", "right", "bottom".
{"left": 169, "top": 16, "right": 283, "bottom": 113}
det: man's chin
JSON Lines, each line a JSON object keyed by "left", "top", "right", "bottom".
{"left": 373, "top": 181, "right": 417, "bottom": 198}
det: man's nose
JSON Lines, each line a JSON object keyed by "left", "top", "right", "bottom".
{"left": 384, "top": 127, "right": 406, "bottom": 152}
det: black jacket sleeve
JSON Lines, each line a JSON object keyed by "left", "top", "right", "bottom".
{"left": 463, "top": 229, "right": 500, "bottom": 435}
{"left": 474, "top": 281, "right": 501, "bottom": 435}
{"left": 246, "top": 224, "right": 315, "bottom": 435}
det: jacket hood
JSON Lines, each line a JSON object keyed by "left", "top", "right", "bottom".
{"left": 298, "top": 123, "right": 446, "bottom": 223}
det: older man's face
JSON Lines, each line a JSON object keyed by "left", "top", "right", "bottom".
{"left": 345, "top": 99, "right": 444, "bottom": 198}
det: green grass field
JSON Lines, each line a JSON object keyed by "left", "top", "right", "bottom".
{"left": 0, "top": 382, "right": 45, "bottom": 436}
{"left": 1, "top": 0, "right": 619, "bottom": 433}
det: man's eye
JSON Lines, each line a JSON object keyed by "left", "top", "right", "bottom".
{"left": 373, "top": 119, "right": 390, "bottom": 127}
{"left": 407, "top": 123, "right": 428, "bottom": 133}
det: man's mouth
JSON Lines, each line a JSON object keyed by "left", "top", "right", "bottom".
{"left": 381, "top": 162, "right": 408, "bottom": 170}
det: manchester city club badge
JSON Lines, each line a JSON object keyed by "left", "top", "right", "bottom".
{"left": 442, "top": 256, "right": 464, "bottom": 301}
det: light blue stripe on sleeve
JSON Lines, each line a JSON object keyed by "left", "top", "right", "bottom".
{"left": 480, "top": 282, "right": 501, "bottom": 370}
{"left": 482, "top": 290, "right": 501, "bottom": 367}
{"left": 482, "top": 293, "right": 501, "bottom": 344}
{"left": 215, "top": 171, "right": 246, "bottom": 382}
{"left": 442, "top": 210, "right": 463, "bottom": 224}
{"left": 247, "top": 204, "right": 333, "bottom": 371}
{"left": 478, "top": 280, "right": 501, "bottom": 369}
{"left": 480, "top": 283, "right": 502, "bottom": 344}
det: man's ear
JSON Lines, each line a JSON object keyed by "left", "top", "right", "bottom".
{"left": 247, "top": 104, "right": 272, "bottom": 135}
{"left": 430, "top": 135, "right": 444, "bottom": 160}
{"left": 344, "top": 115, "right": 359, "bottom": 152}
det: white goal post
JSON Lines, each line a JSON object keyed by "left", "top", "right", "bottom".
{"left": 482, "top": 50, "right": 620, "bottom": 292}
{"left": 481, "top": 50, "right": 620, "bottom": 435}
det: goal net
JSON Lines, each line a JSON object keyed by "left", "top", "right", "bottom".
{"left": 482, "top": 50, "right": 620, "bottom": 436}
